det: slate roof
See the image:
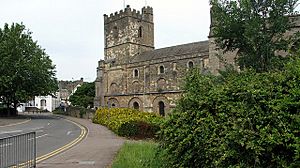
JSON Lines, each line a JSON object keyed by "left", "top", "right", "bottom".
{"left": 130, "top": 40, "right": 209, "bottom": 63}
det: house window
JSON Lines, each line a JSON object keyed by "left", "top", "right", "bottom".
{"left": 188, "top": 61, "right": 194, "bottom": 68}
{"left": 134, "top": 69, "right": 139, "bottom": 77}
{"left": 159, "top": 65, "right": 165, "bottom": 74}
{"left": 138, "top": 26, "right": 143, "bottom": 38}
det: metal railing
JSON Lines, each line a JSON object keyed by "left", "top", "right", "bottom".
{"left": 0, "top": 132, "right": 36, "bottom": 168}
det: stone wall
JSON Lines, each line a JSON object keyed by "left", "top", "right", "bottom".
{"left": 66, "top": 106, "right": 95, "bottom": 119}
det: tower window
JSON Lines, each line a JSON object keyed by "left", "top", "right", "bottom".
{"left": 113, "top": 26, "right": 118, "bottom": 38}
{"left": 138, "top": 26, "right": 143, "bottom": 38}
{"left": 134, "top": 69, "right": 139, "bottom": 77}
{"left": 188, "top": 61, "right": 194, "bottom": 68}
{"left": 159, "top": 65, "right": 165, "bottom": 74}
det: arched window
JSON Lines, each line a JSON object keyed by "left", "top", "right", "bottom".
{"left": 133, "top": 102, "right": 139, "bottom": 110}
{"left": 188, "top": 61, "right": 194, "bottom": 68}
{"left": 111, "top": 103, "right": 116, "bottom": 107}
{"left": 158, "top": 101, "right": 165, "bottom": 116}
{"left": 133, "top": 81, "right": 140, "bottom": 93}
{"left": 159, "top": 65, "right": 165, "bottom": 74}
{"left": 110, "top": 83, "right": 118, "bottom": 94}
{"left": 138, "top": 26, "right": 143, "bottom": 38}
{"left": 134, "top": 69, "right": 139, "bottom": 77}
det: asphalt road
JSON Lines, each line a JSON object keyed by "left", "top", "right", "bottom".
{"left": 0, "top": 113, "right": 82, "bottom": 161}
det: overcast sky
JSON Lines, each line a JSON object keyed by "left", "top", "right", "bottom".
{"left": 0, "top": 0, "right": 211, "bottom": 82}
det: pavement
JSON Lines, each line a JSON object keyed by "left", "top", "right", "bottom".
{"left": 37, "top": 116, "right": 126, "bottom": 168}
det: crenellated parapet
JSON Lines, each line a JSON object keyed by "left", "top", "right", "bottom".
{"left": 104, "top": 5, "right": 153, "bottom": 24}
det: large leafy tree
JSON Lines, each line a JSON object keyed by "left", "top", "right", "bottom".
{"left": 69, "top": 82, "right": 95, "bottom": 108}
{"left": 210, "top": 0, "right": 299, "bottom": 72}
{"left": 0, "top": 23, "right": 57, "bottom": 116}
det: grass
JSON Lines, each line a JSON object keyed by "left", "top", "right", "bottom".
{"left": 111, "top": 141, "right": 164, "bottom": 168}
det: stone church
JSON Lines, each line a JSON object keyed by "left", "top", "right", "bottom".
{"left": 94, "top": 5, "right": 300, "bottom": 116}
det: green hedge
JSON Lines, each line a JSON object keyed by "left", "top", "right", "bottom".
{"left": 93, "top": 108, "right": 163, "bottom": 139}
{"left": 159, "top": 59, "right": 300, "bottom": 167}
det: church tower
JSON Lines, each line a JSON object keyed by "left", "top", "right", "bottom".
{"left": 104, "top": 5, "right": 154, "bottom": 65}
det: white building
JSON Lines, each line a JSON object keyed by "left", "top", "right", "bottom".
{"left": 34, "top": 95, "right": 60, "bottom": 112}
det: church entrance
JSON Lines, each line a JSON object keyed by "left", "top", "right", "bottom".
{"left": 158, "top": 101, "right": 165, "bottom": 116}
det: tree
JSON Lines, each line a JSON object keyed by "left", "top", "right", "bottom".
{"left": 0, "top": 23, "right": 57, "bottom": 116}
{"left": 210, "top": 0, "right": 298, "bottom": 72}
{"left": 69, "top": 82, "right": 95, "bottom": 108}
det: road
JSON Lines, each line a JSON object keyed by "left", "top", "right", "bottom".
{"left": 0, "top": 113, "right": 82, "bottom": 160}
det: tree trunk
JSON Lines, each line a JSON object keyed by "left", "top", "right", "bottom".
{"left": 13, "top": 99, "right": 18, "bottom": 116}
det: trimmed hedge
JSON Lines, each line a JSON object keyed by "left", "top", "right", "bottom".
{"left": 93, "top": 108, "right": 163, "bottom": 139}
{"left": 159, "top": 58, "right": 300, "bottom": 167}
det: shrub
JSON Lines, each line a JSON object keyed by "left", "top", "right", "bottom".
{"left": 159, "top": 59, "right": 300, "bottom": 167}
{"left": 93, "top": 108, "right": 163, "bottom": 139}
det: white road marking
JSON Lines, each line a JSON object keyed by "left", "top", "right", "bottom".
{"left": 67, "top": 131, "right": 72, "bottom": 135}
{"left": 28, "top": 134, "right": 48, "bottom": 140}
{"left": 36, "top": 134, "right": 48, "bottom": 139}
{"left": 0, "top": 130, "right": 23, "bottom": 134}
{"left": 47, "top": 123, "right": 50, "bottom": 126}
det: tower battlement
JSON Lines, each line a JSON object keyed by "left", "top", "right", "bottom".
{"left": 104, "top": 5, "right": 153, "bottom": 24}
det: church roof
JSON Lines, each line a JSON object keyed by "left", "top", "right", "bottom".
{"left": 130, "top": 40, "right": 209, "bottom": 63}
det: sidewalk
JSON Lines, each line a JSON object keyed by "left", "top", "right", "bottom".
{"left": 38, "top": 116, "right": 125, "bottom": 168}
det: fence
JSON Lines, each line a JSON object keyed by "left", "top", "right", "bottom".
{"left": 0, "top": 132, "right": 36, "bottom": 168}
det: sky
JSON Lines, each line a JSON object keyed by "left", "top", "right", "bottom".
{"left": 0, "top": 0, "right": 211, "bottom": 82}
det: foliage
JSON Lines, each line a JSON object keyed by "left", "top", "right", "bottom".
{"left": 210, "top": 0, "right": 298, "bottom": 72}
{"left": 159, "top": 66, "right": 300, "bottom": 167}
{"left": 112, "top": 141, "right": 164, "bottom": 168}
{"left": 79, "top": 108, "right": 86, "bottom": 118}
{"left": 69, "top": 82, "right": 95, "bottom": 108}
{"left": 0, "top": 23, "right": 57, "bottom": 115}
{"left": 93, "top": 108, "right": 163, "bottom": 139}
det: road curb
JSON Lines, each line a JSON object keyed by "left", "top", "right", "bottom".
{"left": 36, "top": 115, "right": 88, "bottom": 163}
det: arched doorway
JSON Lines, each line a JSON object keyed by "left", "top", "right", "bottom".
{"left": 133, "top": 102, "right": 139, "bottom": 110}
{"left": 158, "top": 101, "right": 165, "bottom": 116}
{"left": 40, "top": 99, "right": 46, "bottom": 110}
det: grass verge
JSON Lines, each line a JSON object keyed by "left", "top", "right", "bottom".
{"left": 111, "top": 141, "right": 163, "bottom": 168}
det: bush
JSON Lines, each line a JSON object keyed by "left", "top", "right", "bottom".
{"left": 93, "top": 108, "right": 163, "bottom": 139}
{"left": 159, "top": 59, "right": 300, "bottom": 167}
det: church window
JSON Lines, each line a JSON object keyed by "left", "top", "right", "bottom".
{"left": 113, "top": 26, "right": 118, "bottom": 38}
{"left": 133, "top": 102, "right": 139, "bottom": 110}
{"left": 159, "top": 65, "right": 165, "bottom": 74}
{"left": 188, "top": 61, "right": 194, "bottom": 68}
{"left": 134, "top": 69, "right": 139, "bottom": 77}
{"left": 138, "top": 26, "right": 143, "bottom": 38}
{"left": 157, "top": 78, "right": 166, "bottom": 92}
{"left": 110, "top": 83, "right": 118, "bottom": 94}
{"left": 158, "top": 101, "right": 165, "bottom": 116}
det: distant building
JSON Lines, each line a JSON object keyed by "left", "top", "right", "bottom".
{"left": 34, "top": 95, "right": 60, "bottom": 112}
{"left": 58, "top": 78, "right": 84, "bottom": 105}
